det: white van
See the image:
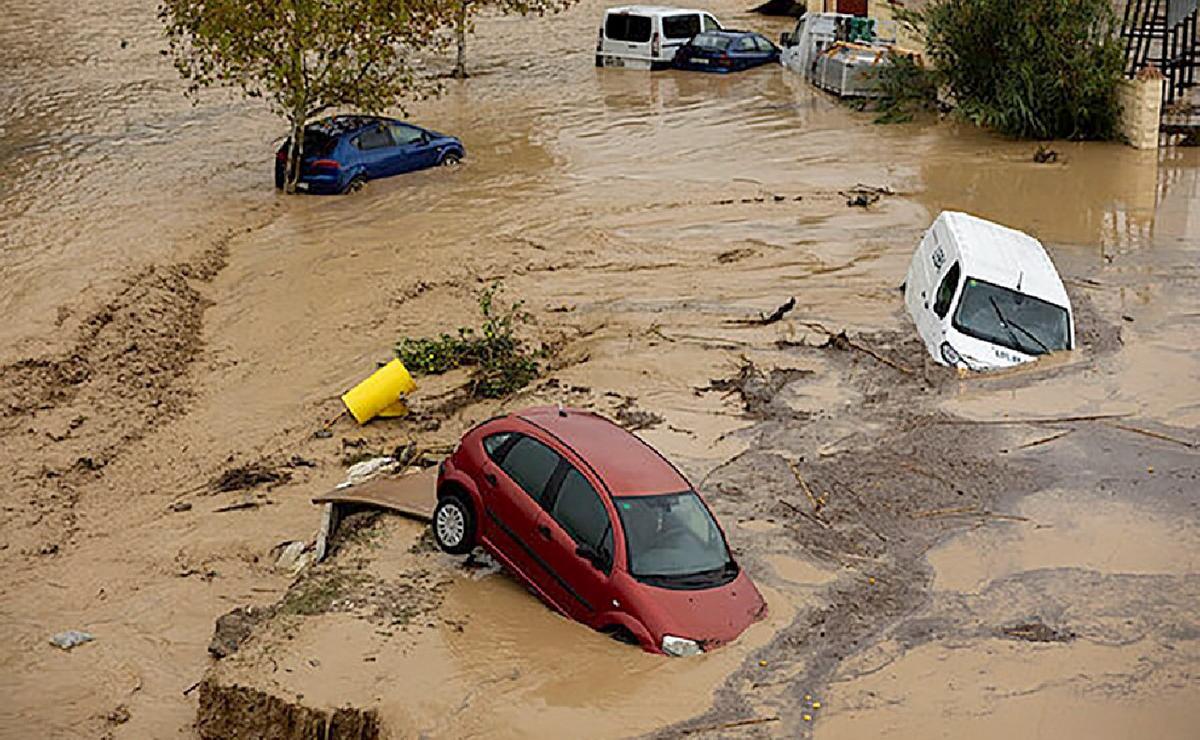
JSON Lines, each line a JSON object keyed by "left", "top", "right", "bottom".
{"left": 597, "top": 6, "right": 723, "bottom": 70}
{"left": 904, "top": 212, "right": 1075, "bottom": 371}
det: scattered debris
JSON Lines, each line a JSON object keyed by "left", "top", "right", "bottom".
{"left": 274, "top": 541, "right": 309, "bottom": 572}
{"left": 699, "top": 358, "right": 813, "bottom": 417}
{"left": 340, "top": 457, "right": 401, "bottom": 488}
{"left": 1000, "top": 621, "right": 1075, "bottom": 643}
{"left": 169, "top": 500, "right": 193, "bottom": 513}
{"left": 716, "top": 248, "right": 758, "bottom": 264}
{"left": 807, "top": 324, "right": 915, "bottom": 376}
{"left": 209, "top": 461, "right": 290, "bottom": 493}
{"left": 213, "top": 499, "right": 261, "bottom": 514}
{"left": 841, "top": 184, "right": 893, "bottom": 208}
{"left": 1033, "top": 145, "right": 1059, "bottom": 163}
{"left": 613, "top": 396, "right": 665, "bottom": 431}
{"left": 104, "top": 704, "right": 131, "bottom": 727}
{"left": 50, "top": 630, "right": 94, "bottom": 650}
{"left": 209, "top": 606, "right": 271, "bottom": 659}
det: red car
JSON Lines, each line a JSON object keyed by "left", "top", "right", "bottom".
{"left": 434, "top": 406, "right": 766, "bottom": 655}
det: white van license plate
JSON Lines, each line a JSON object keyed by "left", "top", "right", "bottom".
{"left": 604, "top": 57, "right": 625, "bottom": 68}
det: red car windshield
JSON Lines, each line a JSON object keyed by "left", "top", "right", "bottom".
{"left": 616, "top": 492, "right": 736, "bottom": 588}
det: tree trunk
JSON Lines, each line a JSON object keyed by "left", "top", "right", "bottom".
{"left": 285, "top": 114, "right": 304, "bottom": 194}
{"left": 453, "top": 0, "right": 469, "bottom": 79}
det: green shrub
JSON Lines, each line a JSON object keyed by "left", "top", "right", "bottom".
{"left": 905, "top": 0, "right": 1124, "bottom": 140}
{"left": 874, "top": 52, "right": 941, "bottom": 124}
{"left": 396, "top": 282, "right": 541, "bottom": 399}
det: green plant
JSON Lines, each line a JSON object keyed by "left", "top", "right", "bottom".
{"left": 902, "top": 0, "right": 1124, "bottom": 140}
{"left": 160, "top": 0, "right": 451, "bottom": 192}
{"left": 396, "top": 282, "right": 541, "bottom": 398}
{"left": 874, "top": 52, "right": 940, "bottom": 124}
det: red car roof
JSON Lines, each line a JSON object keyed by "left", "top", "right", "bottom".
{"left": 516, "top": 407, "right": 690, "bottom": 497}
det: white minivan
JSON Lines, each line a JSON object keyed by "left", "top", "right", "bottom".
{"left": 597, "top": 6, "right": 723, "bottom": 70}
{"left": 904, "top": 211, "right": 1075, "bottom": 371}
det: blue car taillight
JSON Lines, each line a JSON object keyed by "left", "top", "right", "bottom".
{"left": 310, "top": 159, "right": 340, "bottom": 171}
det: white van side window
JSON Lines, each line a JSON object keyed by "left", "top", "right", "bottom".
{"left": 933, "top": 262, "right": 961, "bottom": 319}
{"left": 703, "top": 14, "right": 721, "bottom": 31}
{"left": 606, "top": 13, "right": 652, "bottom": 42}
{"left": 663, "top": 13, "right": 701, "bottom": 39}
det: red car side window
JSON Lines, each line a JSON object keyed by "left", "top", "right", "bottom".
{"left": 550, "top": 468, "right": 612, "bottom": 568}
{"left": 498, "top": 435, "right": 561, "bottom": 505}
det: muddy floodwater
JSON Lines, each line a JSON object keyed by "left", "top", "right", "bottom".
{"left": 1, "top": 0, "right": 1198, "bottom": 738}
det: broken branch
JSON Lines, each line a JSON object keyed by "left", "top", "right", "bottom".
{"left": 682, "top": 716, "right": 780, "bottom": 734}
{"left": 1106, "top": 422, "right": 1197, "bottom": 449}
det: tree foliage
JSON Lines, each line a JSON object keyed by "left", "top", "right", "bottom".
{"left": 450, "top": 0, "right": 576, "bottom": 78}
{"left": 160, "top": 0, "right": 452, "bottom": 191}
{"left": 906, "top": 0, "right": 1125, "bottom": 140}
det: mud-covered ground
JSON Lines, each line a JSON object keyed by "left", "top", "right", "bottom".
{"left": 1, "top": 0, "right": 1199, "bottom": 738}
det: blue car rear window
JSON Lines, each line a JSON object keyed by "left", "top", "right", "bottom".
{"left": 296, "top": 131, "right": 336, "bottom": 158}
{"left": 691, "top": 34, "right": 732, "bottom": 50}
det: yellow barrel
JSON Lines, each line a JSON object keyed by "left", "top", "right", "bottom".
{"left": 341, "top": 359, "right": 417, "bottom": 425}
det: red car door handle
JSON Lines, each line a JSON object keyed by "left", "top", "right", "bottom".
{"left": 537, "top": 525, "right": 552, "bottom": 540}
{"left": 484, "top": 472, "right": 498, "bottom": 486}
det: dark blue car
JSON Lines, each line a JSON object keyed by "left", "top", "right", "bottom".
{"left": 672, "top": 30, "right": 780, "bottom": 73}
{"left": 274, "top": 116, "right": 465, "bottom": 194}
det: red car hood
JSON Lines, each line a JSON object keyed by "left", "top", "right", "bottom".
{"left": 628, "top": 570, "right": 767, "bottom": 651}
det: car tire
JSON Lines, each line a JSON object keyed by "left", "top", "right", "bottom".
{"left": 433, "top": 491, "right": 476, "bottom": 555}
{"left": 439, "top": 151, "right": 462, "bottom": 167}
{"left": 595, "top": 54, "right": 603, "bottom": 68}
{"left": 343, "top": 174, "right": 366, "bottom": 194}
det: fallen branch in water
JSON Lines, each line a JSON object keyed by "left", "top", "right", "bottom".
{"left": 779, "top": 499, "right": 831, "bottom": 529}
{"left": 798, "top": 321, "right": 915, "bottom": 376}
{"left": 1106, "top": 422, "right": 1197, "bottom": 449}
{"left": 682, "top": 716, "right": 780, "bottom": 734}
{"left": 727, "top": 297, "right": 797, "bottom": 326}
{"left": 787, "top": 459, "right": 825, "bottom": 513}
{"left": 938, "top": 413, "right": 1131, "bottom": 425}
{"left": 912, "top": 506, "right": 980, "bottom": 519}
{"left": 1012, "top": 429, "right": 1073, "bottom": 450}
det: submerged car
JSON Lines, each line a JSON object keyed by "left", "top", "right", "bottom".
{"left": 904, "top": 211, "right": 1075, "bottom": 371}
{"left": 597, "top": 5, "right": 723, "bottom": 70}
{"left": 672, "top": 29, "right": 780, "bottom": 72}
{"left": 434, "top": 406, "right": 766, "bottom": 655}
{"left": 274, "top": 115, "right": 465, "bottom": 194}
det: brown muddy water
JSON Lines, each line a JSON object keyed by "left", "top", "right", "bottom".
{"left": 1, "top": 0, "right": 1199, "bottom": 738}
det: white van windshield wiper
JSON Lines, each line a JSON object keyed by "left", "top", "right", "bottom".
{"left": 988, "top": 296, "right": 1050, "bottom": 355}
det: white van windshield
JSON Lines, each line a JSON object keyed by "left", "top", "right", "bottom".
{"left": 952, "top": 277, "right": 1071, "bottom": 356}
{"left": 606, "top": 13, "right": 652, "bottom": 42}
{"left": 662, "top": 14, "right": 701, "bottom": 39}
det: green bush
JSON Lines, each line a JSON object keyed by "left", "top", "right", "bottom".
{"left": 396, "top": 282, "right": 541, "bottom": 399}
{"left": 906, "top": 0, "right": 1125, "bottom": 139}
{"left": 874, "top": 52, "right": 941, "bottom": 124}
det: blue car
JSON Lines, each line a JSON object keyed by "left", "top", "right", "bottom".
{"left": 672, "top": 30, "right": 780, "bottom": 73}
{"left": 274, "top": 116, "right": 465, "bottom": 194}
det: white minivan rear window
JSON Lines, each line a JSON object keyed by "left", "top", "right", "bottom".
{"left": 662, "top": 14, "right": 701, "bottom": 39}
{"left": 606, "top": 13, "right": 652, "bottom": 42}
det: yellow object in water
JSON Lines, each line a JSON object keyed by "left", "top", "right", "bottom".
{"left": 341, "top": 359, "right": 417, "bottom": 425}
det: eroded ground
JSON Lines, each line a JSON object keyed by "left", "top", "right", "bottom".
{"left": 1, "top": 0, "right": 1198, "bottom": 738}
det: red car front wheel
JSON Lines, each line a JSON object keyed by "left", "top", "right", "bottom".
{"left": 433, "top": 492, "right": 476, "bottom": 555}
